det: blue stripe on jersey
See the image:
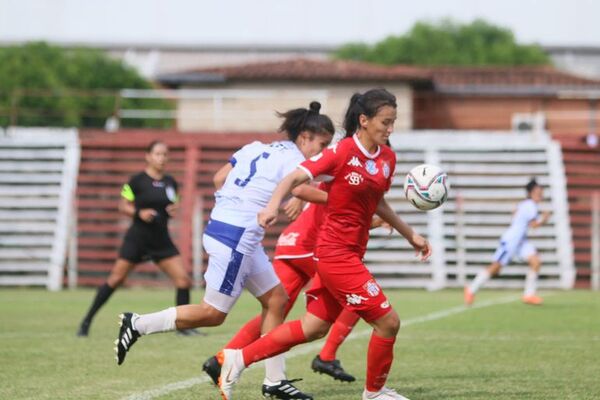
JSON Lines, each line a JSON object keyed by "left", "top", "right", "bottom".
{"left": 219, "top": 249, "right": 244, "bottom": 295}
{"left": 229, "top": 157, "right": 237, "bottom": 166}
{"left": 204, "top": 219, "right": 245, "bottom": 249}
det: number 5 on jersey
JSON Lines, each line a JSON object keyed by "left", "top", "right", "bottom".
{"left": 235, "top": 152, "right": 270, "bottom": 187}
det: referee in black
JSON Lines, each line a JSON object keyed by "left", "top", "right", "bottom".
{"left": 77, "top": 140, "right": 201, "bottom": 336}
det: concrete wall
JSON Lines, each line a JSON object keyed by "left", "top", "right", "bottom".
{"left": 175, "top": 82, "right": 413, "bottom": 133}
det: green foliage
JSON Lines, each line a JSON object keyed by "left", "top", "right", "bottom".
{"left": 334, "top": 19, "right": 551, "bottom": 66}
{"left": 0, "top": 42, "right": 173, "bottom": 128}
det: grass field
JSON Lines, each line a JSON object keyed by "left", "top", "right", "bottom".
{"left": 0, "top": 288, "right": 598, "bottom": 400}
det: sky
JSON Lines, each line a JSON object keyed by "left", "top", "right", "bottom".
{"left": 1, "top": 0, "right": 599, "bottom": 48}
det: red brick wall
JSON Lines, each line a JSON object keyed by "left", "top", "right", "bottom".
{"left": 414, "top": 92, "right": 600, "bottom": 136}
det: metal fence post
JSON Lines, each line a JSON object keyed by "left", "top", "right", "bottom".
{"left": 592, "top": 191, "right": 600, "bottom": 291}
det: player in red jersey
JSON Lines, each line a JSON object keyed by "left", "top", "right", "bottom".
{"left": 202, "top": 181, "right": 378, "bottom": 390}
{"left": 215, "top": 88, "right": 431, "bottom": 400}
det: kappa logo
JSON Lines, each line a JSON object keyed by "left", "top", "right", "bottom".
{"left": 347, "top": 156, "right": 363, "bottom": 167}
{"left": 346, "top": 293, "right": 368, "bottom": 305}
{"left": 345, "top": 172, "right": 364, "bottom": 186}
{"left": 276, "top": 232, "right": 300, "bottom": 246}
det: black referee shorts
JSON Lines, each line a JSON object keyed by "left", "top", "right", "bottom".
{"left": 118, "top": 225, "right": 179, "bottom": 264}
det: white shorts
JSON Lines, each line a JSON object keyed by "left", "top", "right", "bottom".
{"left": 202, "top": 234, "right": 280, "bottom": 313}
{"left": 493, "top": 239, "right": 536, "bottom": 266}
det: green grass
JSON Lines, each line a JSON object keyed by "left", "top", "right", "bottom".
{"left": 0, "top": 288, "right": 598, "bottom": 399}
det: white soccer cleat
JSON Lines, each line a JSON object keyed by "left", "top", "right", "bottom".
{"left": 362, "top": 386, "right": 411, "bottom": 400}
{"left": 216, "top": 349, "right": 245, "bottom": 400}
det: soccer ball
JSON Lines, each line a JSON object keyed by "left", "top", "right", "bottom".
{"left": 404, "top": 164, "right": 449, "bottom": 211}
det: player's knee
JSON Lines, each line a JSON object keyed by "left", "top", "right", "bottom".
{"left": 264, "top": 286, "right": 289, "bottom": 311}
{"left": 107, "top": 273, "right": 126, "bottom": 288}
{"left": 386, "top": 313, "right": 401, "bottom": 336}
{"left": 175, "top": 275, "right": 191, "bottom": 289}
{"left": 200, "top": 303, "right": 227, "bottom": 326}
{"left": 306, "top": 321, "right": 330, "bottom": 341}
{"left": 530, "top": 256, "right": 541, "bottom": 271}
{"left": 375, "top": 311, "right": 400, "bottom": 337}
{"left": 489, "top": 263, "right": 502, "bottom": 276}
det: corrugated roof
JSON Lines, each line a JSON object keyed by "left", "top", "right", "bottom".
{"left": 427, "top": 65, "right": 600, "bottom": 86}
{"left": 158, "top": 58, "right": 431, "bottom": 85}
{"left": 157, "top": 59, "right": 600, "bottom": 96}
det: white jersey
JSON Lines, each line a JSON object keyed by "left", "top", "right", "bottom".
{"left": 500, "top": 199, "right": 539, "bottom": 245}
{"left": 207, "top": 140, "right": 305, "bottom": 254}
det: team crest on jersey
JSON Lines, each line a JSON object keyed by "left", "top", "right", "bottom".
{"left": 347, "top": 156, "right": 363, "bottom": 167}
{"left": 382, "top": 162, "right": 390, "bottom": 179}
{"left": 365, "top": 160, "right": 379, "bottom": 175}
{"left": 346, "top": 293, "right": 368, "bottom": 305}
{"left": 363, "top": 279, "right": 380, "bottom": 297}
{"left": 277, "top": 232, "right": 300, "bottom": 246}
{"left": 345, "top": 172, "right": 364, "bottom": 186}
{"left": 165, "top": 186, "right": 177, "bottom": 202}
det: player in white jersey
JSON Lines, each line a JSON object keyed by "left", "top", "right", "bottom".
{"left": 465, "top": 179, "right": 551, "bottom": 305}
{"left": 112, "top": 103, "right": 334, "bottom": 398}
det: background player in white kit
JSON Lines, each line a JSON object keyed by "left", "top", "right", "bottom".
{"left": 113, "top": 102, "right": 334, "bottom": 399}
{"left": 464, "top": 179, "right": 551, "bottom": 305}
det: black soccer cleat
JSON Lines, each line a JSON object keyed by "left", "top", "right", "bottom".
{"left": 114, "top": 312, "right": 140, "bottom": 365}
{"left": 77, "top": 319, "right": 90, "bottom": 337}
{"left": 202, "top": 355, "right": 221, "bottom": 386}
{"left": 262, "top": 378, "right": 313, "bottom": 399}
{"left": 311, "top": 355, "right": 356, "bottom": 382}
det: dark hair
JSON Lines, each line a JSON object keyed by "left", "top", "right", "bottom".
{"left": 146, "top": 140, "right": 166, "bottom": 153}
{"left": 526, "top": 178, "right": 539, "bottom": 194}
{"left": 343, "top": 88, "right": 397, "bottom": 137}
{"left": 277, "top": 101, "right": 335, "bottom": 141}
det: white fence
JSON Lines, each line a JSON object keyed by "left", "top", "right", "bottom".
{"left": 0, "top": 128, "right": 80, "bottom": 290}
{"left": 366, "top": 131, "right": 575, "bottom": 290}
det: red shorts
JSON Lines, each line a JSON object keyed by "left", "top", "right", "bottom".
{"left": 306, "top": 255, "right": 391, "bottom": 323}
{"left": 273, "top": 256, "right": 317, "bottom": 309}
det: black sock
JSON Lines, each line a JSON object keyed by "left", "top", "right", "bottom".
{"left": 81, "top": 283, "right": 115, "bottom": 325}
{"left": 176, "top": 288, "right": 190, "bottom": 306}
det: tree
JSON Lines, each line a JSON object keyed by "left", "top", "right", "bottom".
{"left": 334, "top": 19, "right": 551, "bottom": 66}
{"left": 0, "top": 42, "right": 173, "bottom": 128}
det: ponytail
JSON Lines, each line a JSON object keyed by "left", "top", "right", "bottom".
{"left": 343, "top": 88, "right": 397, "bottom": 138}
{"left": 277, "top": 101, "right": 335, "bottom": 141}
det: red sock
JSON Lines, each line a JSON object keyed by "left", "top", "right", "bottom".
{"left": 366, "top": 332, "right": 396, "bottom": 392}
{"left": 319, "top": 309, "right": 360, "bottom": 361}
{"left": 224, "top": 315, "right": 262, "bottom": 349}
{"left": 242, "top": 319, "right": 306, "bottom": 366}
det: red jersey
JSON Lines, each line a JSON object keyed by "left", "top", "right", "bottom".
{"left": 299, "top": 135, "right": 396, "bottom": 259}
{"left": 274, "top": 182, "right": 328, "bottom": 259}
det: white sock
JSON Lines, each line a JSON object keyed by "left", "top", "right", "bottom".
{"left": 469, "top": 269, "right": 491, "bottom": 294}
{"left": 264, "top": 353, "right": 286, "bottom": 384}
{"left": 524, "top": 270, "right": 538, "bottom": 297}
{"left": 133, "top": 307, "right": 177, "bottom": 335}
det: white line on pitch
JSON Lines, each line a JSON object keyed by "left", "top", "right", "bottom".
{"left": 120, "top": 294, "right": 518, "bottom": 400}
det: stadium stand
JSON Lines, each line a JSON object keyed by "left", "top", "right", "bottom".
{"left": 375, "top": 131, "right": 575, "bottom": 289}
{"left": 553, "top": 134, "right": 600, "bottom": 288}
{"left": 0, "top": 128, "right": 79, "bottom": 290}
